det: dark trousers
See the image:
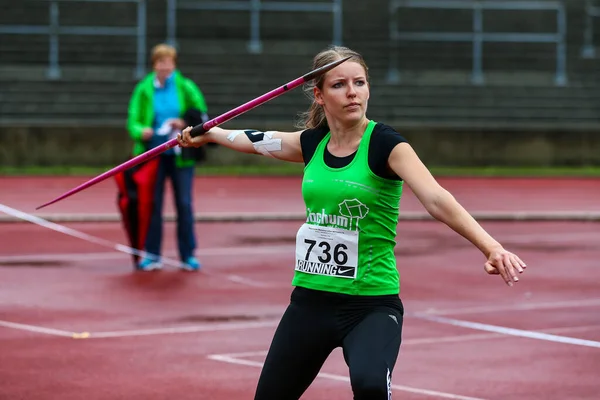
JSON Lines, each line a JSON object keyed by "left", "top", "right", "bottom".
{"left": 145, "top": 154, "right": 196, "bottom": 261}
{"left": 254, "top": 287, "right": 404, "bottom": 400}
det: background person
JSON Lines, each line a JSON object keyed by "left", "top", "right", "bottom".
{"left": 126, "top": 43, "right": 209, "bottom": 272}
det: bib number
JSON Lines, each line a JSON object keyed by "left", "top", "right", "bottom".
{"left": 295, "top": 224, "right": 358, "bottom": 279}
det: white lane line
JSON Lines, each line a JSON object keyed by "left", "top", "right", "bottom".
{"left": 3, "top": 309, "right": 599, "bottom": 349}
{"left": 207, "top": 353, "right": 487, "bottom": 400}
{"left": 0, "top": 203, "right": 188, "bottom": 268}
{"left": 88, "top": 320, "right": 280, "bottom": 339}
{"left": 0, "top": 320, "right": 75, "bottom": 337}
{"left": 193, "top": 324, "right": 600, "bottom": 351}
{"left": 226, "top": 275, "right": 280, "bottom": 288}
{"left": 420, "top": 298, "right": 600, "bottom": 316}
{"left": 0, "top": 245, "right": 293, "bottom": 264}
{"left": 402, "top": 324, "right": 600, "bottom": 346}
{"left": 0, "top": 319, "right": 280, "bottom": 339}
{"left": 0, "top": 203, "right": 294, "bottom": 279}
{"left": 415, "top": 314, "right": 600, "bottom": 349}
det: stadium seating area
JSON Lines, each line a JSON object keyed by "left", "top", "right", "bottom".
{"left": 1, "top": 0, "right": 599, "bottom": 132}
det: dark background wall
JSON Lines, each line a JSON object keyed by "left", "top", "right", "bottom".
{"left": 1, "top": 0, "right": 599, "bottom": 167}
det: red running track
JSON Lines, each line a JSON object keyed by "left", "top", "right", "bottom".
{"left": 1, "top": 176, "right": 599, "bottom": 216}
{"left": 0, "top": 176, "right": 599, "bottom": 399}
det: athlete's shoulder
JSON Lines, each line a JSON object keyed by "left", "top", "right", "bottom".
{"left": 366, "top": 122, "right": 408, "bottom": 180}
{"left": 372, "top": 122, "right": 408, "bottom": 143}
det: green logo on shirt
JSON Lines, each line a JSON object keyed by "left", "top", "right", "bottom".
{"left": 306, "top": 199, "right": 369, "bottom": 231}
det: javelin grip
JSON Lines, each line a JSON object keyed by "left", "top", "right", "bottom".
{"left": 190, "top": 123, "right": 208, "bottom": 138}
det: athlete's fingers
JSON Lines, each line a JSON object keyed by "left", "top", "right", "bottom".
{"left": 502, "top": 254, "right": 520, "bottom": 283}
{"left": 484, "top": 262, "right": 500, "bottom": 275}
{"left": 510, "top": 255, "right": 524, "bottom": 274}
{"left": 492, "top": 255, "right": 512, "bottom": 286}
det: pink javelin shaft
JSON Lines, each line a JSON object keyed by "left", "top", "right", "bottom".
{"left": 36, "top": 56, "right": 351, "bottom": 210}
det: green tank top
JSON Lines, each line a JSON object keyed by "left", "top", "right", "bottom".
{"left": 292, "top": 120, "right": 403, "bottom": 296}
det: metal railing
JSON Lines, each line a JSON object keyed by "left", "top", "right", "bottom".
{"left": 166, "top": 0, "right": 343, "bottom": 53}
{"left": 582, "top": 0, "right": 600, "bottom": 58}
{"left": 387, "top": 0, "right": 567, "bottom": 86}
{"left": 0, "top": 0, "right": 146, "bottom": 80}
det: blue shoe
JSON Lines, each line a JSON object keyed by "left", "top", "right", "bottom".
{"left": 137, "top": 257, "right": 162, "bottom": 271}
{"left": 181, "top": 256, "right": 201, "bottom": 272}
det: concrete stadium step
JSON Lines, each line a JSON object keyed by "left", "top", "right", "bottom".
{"left": 4, "top": 80, "right": 599, "bottom": 104}
{"left": 2, "top": 63, "right": 598, "bottom": 90}
{"left": 2, "top": 0, "right": 600, "bottom": 131}
{"left": 0, "top": 36, "right": 586, "bottom": 61}
{"left": 378, "top": 84, "right": 600, "bottom": 98}
{"left": 2, "top": 24, "right": 598, "bottom": 78}
{"left": 0, "top": 92, "right": 308, "bottom": 107}
{"left": 3, "top": 93, "right": 597, "bottom": 117}
{"left": 383, "top": 105, "right": 599, "bottom": 118}
{"left": 4, "top": 85, "right": 599, "bottom": 105}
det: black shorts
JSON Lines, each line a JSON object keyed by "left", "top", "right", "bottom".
{"left": 254, "top": 286, "right": 404, "bottom": 400}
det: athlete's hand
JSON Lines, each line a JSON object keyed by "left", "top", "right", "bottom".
{"left": 484, "top": 247, "right": 527, "bottom": 286}
{"left": 177, "top": 126, "right": 210, "bottom": 148}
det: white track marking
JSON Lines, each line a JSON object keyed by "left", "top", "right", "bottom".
{"left": 87, "top": 320, "right": 280, "bottom": 338}
{"left": 208, "top": 354, "right": 266, "bottom": 368}
{"left": 207, "top": 354, "right": 487, "bottom": 400}
{"left": 415, "top": 314, "right": 600, "bottom": 349}
{"left": 226, "top": 275, "right": 276, "bottom": 288}
{"left": 195, "top": 324, "right": 600, "bottom": 350}
{"left": 0, "top": 205, "right": 292, "bottom": 288}
{"left": 0, "top": 319, "right": 279, "bottom": 338}
{"left": 0, "top": 203, "right": 185, "bottom": 268}
{"left": 2, "top": 310, "right": 599, "bottom": 349}
{"left": 420, "top": 298, "right": 600, "bottom": 316}
{"left": 0, "top": 245, "right": 293, "bottom": 264}
{"left": 88, "top": 322, "right": 600, "bottom": 342}
{"left": 0, "top": 203, "right": 293, "bottom": 272}
{"left": 402, "top": 324, "right": 600, "bottom": 346}
{"left": 0, "top": 320, "right": 75, "bottom": 337}
{"left": 316, "top": 373, "right": 487, "bottom": 400}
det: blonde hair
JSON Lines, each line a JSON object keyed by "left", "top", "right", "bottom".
{"left": 296, "top": 46, "right": 369, "bottom": 130}
{"left": 151, "top": 43, "right": 177, "bottom": 65}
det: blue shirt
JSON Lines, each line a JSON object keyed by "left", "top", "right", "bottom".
{"left": 150, "top": 73, "right": 181, "bottom": 154}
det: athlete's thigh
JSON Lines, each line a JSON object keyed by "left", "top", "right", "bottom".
{"left": 341, "top": 308, "right": 403, "bottom": 395}
{"left": 254, "top": 302, "right": 337, "bottom": 400}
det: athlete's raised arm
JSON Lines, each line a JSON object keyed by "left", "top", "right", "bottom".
{"left": 178, "top": 126, "right": 304, "bottom": 163}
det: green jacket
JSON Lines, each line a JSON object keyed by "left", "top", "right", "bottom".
{"left": 126, "top": 70, "right": 208, "bottom": 167}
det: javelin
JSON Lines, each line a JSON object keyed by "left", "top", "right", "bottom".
{"left": 36, "top": 56, "right": 351, "bottom": 210}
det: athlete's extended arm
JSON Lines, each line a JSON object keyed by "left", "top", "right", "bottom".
{"left": 387, "top": 143, "right": 527, "bottom": 286}
{"left": 178, "top": 126, "right": 304, "bottom": 163}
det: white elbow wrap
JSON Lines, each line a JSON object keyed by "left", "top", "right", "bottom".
{"left": 252, "top": 131, "right": 282, "bottom": 157}
{"left": 226, "top": 129, "right": 282, "bottom": 156}
{"left": 236, "top": 130, "right": 282, "bottom": 157}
